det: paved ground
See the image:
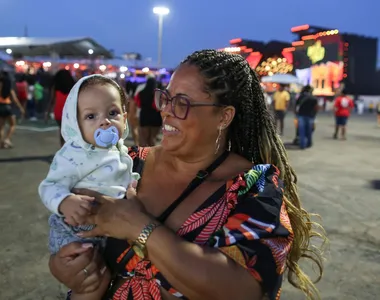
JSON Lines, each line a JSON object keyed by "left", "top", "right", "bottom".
{"left": 0, "top": 113, "right": 379, "bottom": 300}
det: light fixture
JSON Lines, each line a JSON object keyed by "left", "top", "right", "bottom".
{"left": 88, "top": 49, "right": 94, "bottom": 55}
{"left": 153, "top": 7, "right": 170, "bottom": 15}
{"left": 6, "top": 48, "right": 12, "bottom": 54}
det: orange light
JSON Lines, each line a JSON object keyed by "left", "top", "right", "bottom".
{"left": 344, "top": 42, "right": 349, "bottom": 47}
{"left": 343, "top": 74, "right": 348, "bottom": 78}
{"left": 291, "top": 24, "right": 310, "bottom": 32}
{"left": 283, "top": 47, "right": 296, "bottom": 52}
{"left": 244, "top": 48, "right": 253, "bottom": 53}
{"left": 251, "top": 51, "right": 261, "bottom": 55}
{"left": 292, "top": 41, "right": 304, "bottom": 46}
{"left": 302, "top": 35, "right": 316, "bottom": 40}
{"left": 230, "top": 38, "right": 242, "bottom": 44}
{"left": 239, "top": 46, "right": 247, "bottom": 50}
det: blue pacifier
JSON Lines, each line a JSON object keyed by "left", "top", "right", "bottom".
{"left": 94, "top": 126, "right": 119, "bottom": 148}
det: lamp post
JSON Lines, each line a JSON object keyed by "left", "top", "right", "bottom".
{"left": 153, "top": 6, "right": 170, "bottom": 68}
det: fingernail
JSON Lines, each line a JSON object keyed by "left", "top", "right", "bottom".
{"left": 131, "top": 180, "right": 138, "bottom": 188}
{"left": 81, "top": 243, "right": 93, "bottom": 248}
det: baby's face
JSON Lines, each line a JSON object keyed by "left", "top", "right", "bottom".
{"left": 77, "top": 84, "right": 127, "bottom": 147}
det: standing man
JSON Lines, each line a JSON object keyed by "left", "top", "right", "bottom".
{"left": 273, "top": 84, "right": 290, "bottom": 135}
{"left": 296, "top": 85, "right": 318, "bottom": 149}
{"left": 333, "top": 89, "right": 354, "bottom": 140}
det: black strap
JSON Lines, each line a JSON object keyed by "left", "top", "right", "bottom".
{"left": 114, "top": 150, "right": 230, "bottom": 275}
{"left": 157, "top": 150, "right": 230, "bottom": 223}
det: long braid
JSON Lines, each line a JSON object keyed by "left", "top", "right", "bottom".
{"left": 182, "top": 50, "right": 326, "bottom": 300}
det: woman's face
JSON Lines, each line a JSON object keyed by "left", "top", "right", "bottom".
{"left": 160, "top": 64, "right": 235, "bottom": 158}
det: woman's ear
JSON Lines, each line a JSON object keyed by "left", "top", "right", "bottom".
{"left": 219, "top": 106, "right": 235, "bottom": 128}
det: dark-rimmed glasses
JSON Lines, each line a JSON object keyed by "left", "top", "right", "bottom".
{"left": 154, "top": 89, "right": 226, "bottom": 120}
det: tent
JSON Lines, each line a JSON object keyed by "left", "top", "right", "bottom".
{"left": 261, "top": 74, "right": 302, "bottom": 85}
{"left": 0, "top": 37, "right": 113, "bottom": 59}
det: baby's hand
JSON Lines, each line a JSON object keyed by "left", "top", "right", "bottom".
{"left": 59, "top": 195, "right": 95, "bottom": 226}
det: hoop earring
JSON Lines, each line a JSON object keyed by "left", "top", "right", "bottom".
{"left": 215, "top": 125, "right": 225, "bottom": 155}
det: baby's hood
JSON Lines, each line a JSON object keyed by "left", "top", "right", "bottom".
{"left": 61, "top": 74, "right": 103, "bottom": 150}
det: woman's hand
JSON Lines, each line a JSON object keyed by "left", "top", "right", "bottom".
{"left": 73, "top": 183, "right": 153, "bottom": 241}
{"left": 49, "top": 242, "right": 107, "bottom": 294}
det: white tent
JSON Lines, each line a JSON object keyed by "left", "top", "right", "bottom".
{"left": 0, "top": 37, "right": 113, "bottom": 59}
{"left": 261, "top": 74, "right": 302, "bottom": 85}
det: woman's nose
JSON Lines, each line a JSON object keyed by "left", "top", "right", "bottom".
{"left": 160, "top": 100, "right": 173, "bottom": 118}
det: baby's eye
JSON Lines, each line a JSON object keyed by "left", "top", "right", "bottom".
{"left": 86, "top": 114, "right": 95, "bottom": 120}
{"left": 109, "top": 110, "right": 118, "bottom": 116}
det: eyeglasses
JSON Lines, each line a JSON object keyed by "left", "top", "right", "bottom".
{"left": 154, "top": 89, "right": 226, "bottom": 120}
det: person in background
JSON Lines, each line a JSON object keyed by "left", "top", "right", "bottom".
{"left": 333, "top": 88, "right": 354, "bottom": 140}
{"left": 368, "top": 101, "right": 374, "bottom": 113}
{"left": 125, "top": 80, "right": 139, "bottom": 145}
{"left": 134, "top": 77, "right": 162, "bottom": 146}
{"left": 376, "top": 101, "right": 380, "bottom": 127}
{"left": 356, "top": 97, "right": 364, "bottom": 115}
{"left": 0, "top": 71, "right": 25, "bottom": 148}
{"left": 15, "top": 73, "right": 28, "bottom": 120}
{"left": 295, "top": 85, "right": 318, "bottom": 149}
{"left": 273, "top": 84, "right": 290, "bottom": 135}
{"left": 45, "top": 69, "right": 76, "bottom": 146}
{"left": 26, "top": 70, "right": 37, "bottom": 121}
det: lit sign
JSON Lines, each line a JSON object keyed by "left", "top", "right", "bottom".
{"left": 307, "top": 40, "right": 325, "bottom": 64}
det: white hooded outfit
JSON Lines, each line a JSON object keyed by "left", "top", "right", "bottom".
{"left": 38, "top": 74, "right": 139, "bottom": 254}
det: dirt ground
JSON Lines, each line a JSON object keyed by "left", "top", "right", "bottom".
{"left": 0, "top": 113, "right": 379, "bottom": 300}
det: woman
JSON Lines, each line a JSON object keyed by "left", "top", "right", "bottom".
{"left": 49, "top": 50, "right": 326, "bottom": 300}
{"left": 135, "top": 77, "right": 162, "bottom": 146}
{"left": 45, "top": 69, "right": 76, "bottom": 146}
{"left": 0, "top": 71, "right": 25, "bottom": 148}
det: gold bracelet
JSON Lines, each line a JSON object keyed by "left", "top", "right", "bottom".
{"left": 132, "top": 222, "right": 161, "bottom": 258}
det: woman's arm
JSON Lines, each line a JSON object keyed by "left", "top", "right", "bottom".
{"left": 45, "top": 86, "right": 56, "bottom": 119}
{"left": 77, "top": 188, "right": 262, "bottom": 300}
{"left": 146, "top": 224, "right": 262, "bottom": 300}
{"left": 10, "top": 89, "right": 25, "bottom": 114}
{"left": 78, "top": 164, "right": 289, "bottom": 300}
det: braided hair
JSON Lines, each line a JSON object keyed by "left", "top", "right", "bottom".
{"left": 182, "top": 50, "right": 326, "bottom": 300}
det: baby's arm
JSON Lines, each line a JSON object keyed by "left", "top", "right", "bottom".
{"left": 38, "top": 147, "right": 94, "bottom": 225}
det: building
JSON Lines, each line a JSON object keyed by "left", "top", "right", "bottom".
{"left": 221, "top": 24, "right": 379, "bottom": 96}
{"left": 290, "top": 24, "right": 379, "bottom": 96}
{"left": 219, "top": 38, "right": 294, "bottom": 77}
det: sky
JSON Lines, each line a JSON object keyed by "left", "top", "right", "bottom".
{"left": 0, "top": 0, "right": 379, "bottom": 67}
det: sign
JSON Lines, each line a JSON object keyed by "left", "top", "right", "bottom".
{"left": 307, "top": 40, "right": 325, "bottom": 64}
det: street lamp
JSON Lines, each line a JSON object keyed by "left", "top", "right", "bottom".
{"left": 153, "top": 6, "right": 170, "bottom": 68}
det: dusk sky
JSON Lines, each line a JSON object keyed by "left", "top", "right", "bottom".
{"left": 1, "top": 0, "right": 379, "bottom": 67}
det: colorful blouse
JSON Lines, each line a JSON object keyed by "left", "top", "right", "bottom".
{"left": 105, "top": 147, "right": 294, "bottom": 300}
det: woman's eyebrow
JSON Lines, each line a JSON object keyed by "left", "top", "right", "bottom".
{"left": 165, "top": 89, "right": 191, "bottom": 99}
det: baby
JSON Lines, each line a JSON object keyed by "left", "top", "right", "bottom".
{"left": 39, "top": 74, "right": 139, "bottom": 300}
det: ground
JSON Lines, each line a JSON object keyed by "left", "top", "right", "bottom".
{"left": 0, "top": 113, "right": 379, "bottom": 300}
